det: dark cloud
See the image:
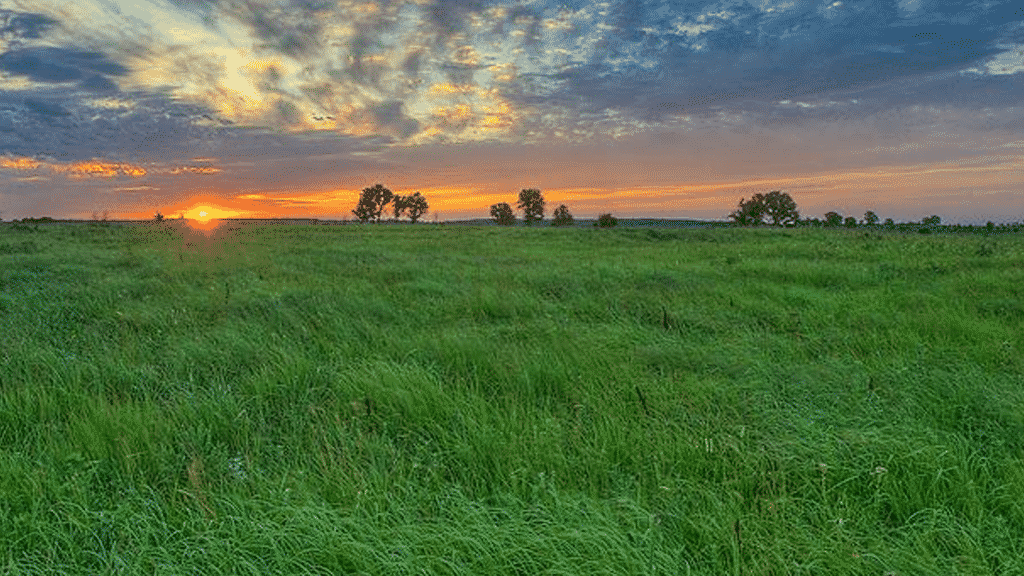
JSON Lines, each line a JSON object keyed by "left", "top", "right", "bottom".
{"left": 23, "top": 98, "right": 70, "bottom": 118}
{"left": 426, "top": 0, "right": 487, "bottom": 39}
{"left": 0, "top": 47, "right": 128, "bottom": 92}
{"left": 235, "top": 0, "right": 322, "bottom": 58}
{"left": 0, "top": 87, "right": 221, "bottom": 162}
{"left": 368, "top": 100, "right": 420, "bottom": 139}
{"left": 402, "top": 48, "right": 425, "bottom": 75}
{"left": 0, "top": 9, "right": 60, "bottom": 41}
{"left": 81, "top": 75, "right": 119, "bottom": 93}
{"left": 526, "top": 0, "right": 1019, "bottom": 123}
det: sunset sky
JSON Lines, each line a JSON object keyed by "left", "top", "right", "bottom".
{"left": 1, "top": 0, "right": 1022, "bottom": 224}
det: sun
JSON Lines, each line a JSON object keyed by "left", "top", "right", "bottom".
{"left": 182, "top": 204, "right": 239, "bottom": 232}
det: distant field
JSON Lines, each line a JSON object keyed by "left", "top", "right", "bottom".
{"left": 1, "top": 222, "right": 1022, "bottom": 574}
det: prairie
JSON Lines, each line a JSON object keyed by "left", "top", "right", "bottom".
{"left": 1, "top": 221, "right": 1022, "bottom": 574}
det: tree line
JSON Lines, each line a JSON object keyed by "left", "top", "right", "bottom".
{"left": 348, "top": 184, "right": 620, "bottom": 227}
{"left": 727, "top": 191, "right": 1020, "bottom": 233}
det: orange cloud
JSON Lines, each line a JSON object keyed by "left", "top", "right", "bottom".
{"left": 55, "top": 161, "right": 147, "bottom": 178}
{"left": 1, "top": 156, "right": 42, "bottom": 170}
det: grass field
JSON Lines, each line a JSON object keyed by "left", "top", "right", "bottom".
{"left": 1, "top": 221, "right": 1022, "bottom": 575}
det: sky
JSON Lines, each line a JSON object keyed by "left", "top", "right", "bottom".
{"left": 0, "top": 0, "right": 1022, "bottom": 224}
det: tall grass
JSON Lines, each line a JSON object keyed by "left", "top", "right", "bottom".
{"left": 1, "top": 222, "right": 1022, "bottom": 574}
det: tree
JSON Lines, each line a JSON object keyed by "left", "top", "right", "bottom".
{"left": 824, "top": 211, "right": 843, "bottom": 227}
{"left": 884, "top": 217, "right": 895, "bottom": 229}
{"left": 490, "top": 202, "right": 515, "bottom": 225}
{"left": 154, "top": 211, "right": 164, "bottom": 222}
{"left": 392, "top": 195, "right": 409, "bottom": 221}
{"left": 595, "top": 213, "right": 618, "bottom": 228}
{"left": 922, "top": 215, "right": 941, "bottom": 226}
{"left": 844, "top": 216, "right": 858, "bottom": 228}
{"left": 404, "top": 192, "right": 429, "bottom": 223}
{"left": 987, "top": 221, "right": 995, "bottom": 233}
{"left": 551, "top": 204, "right": 574, "bottom": 226}
{"left": 729, "top": 196, "right": 766, "bottom": 226}
{"left": 728, "top": 191, "right": 798, "bottom": 226}
{"left": 352, "top": 183, "right": 394, "bottom": 223}
{"left": 863, "top": 210, "right": 879, "bottom": 226}
{"left": 517, "top": 188, "right": 545, "bottom": 225}
{"left": 762, "top": 190, "right": 800, "bottom": 226}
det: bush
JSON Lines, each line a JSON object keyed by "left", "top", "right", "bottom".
{"left": 595, "top": 213, "right": 618, "bottom": 228}
{"left": 551, "top": 205, "right": 574, "bottom": 227}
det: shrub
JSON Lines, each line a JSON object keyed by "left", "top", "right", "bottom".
{"left": 595, "top": 213, "right": 618, "bottom": 228}
{"left": 551, "top": 205, "right": 574, "bottom": 226}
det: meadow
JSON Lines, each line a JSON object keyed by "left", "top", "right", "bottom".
{"left": 1, "top": 220, "right": 1022, "bottom": 575}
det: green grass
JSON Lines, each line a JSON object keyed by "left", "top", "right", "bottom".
{"left": 2, "top": 221, "right": 1023, "bottom": 575}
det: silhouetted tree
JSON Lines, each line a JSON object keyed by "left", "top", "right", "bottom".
{"left": 844, "top": 216, "right": 858, "bottom": 228}
{"left": 884, "top": 217, "right": 895, "bottom": 229}
{"left": 824, "top": 211, "right": 843, "bottom": 227}
{"left": 154, "top": 211, "right": 164, "bottom": 222}
{"left": 392, "top": 195, "right": 409, "bottom": 221}
{"left": 987, "top": 221, "right": 995, "bottom": 233}
{"left": 551, "top": 204, "right": 574, "bottom": 226}
{"left": 490, "top": 202, "right": 515, "bottom": 225}
{"left": 762, "top": 190, "right": 800, "bottom": 226}
{"left": 517, "top": 188, "right": 545, "bottom": 225}
{"left": 595, "top": 213, "right": 618, "bottom": 228}
{"left": 404, "top": 192, "right": 429, "bottom": 223}
{"left": 729, "top": 196, "right": 766, "bottom": 226}
{"left": 863, "top": 210, "right": 879, "bottom": 226}
{"left": 352, "top": 183, "right": 394, "bottom": 223}
{"left": 922, "top": 215, "right": 941, "bottom": 226}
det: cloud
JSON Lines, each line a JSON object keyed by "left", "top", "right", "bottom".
{"left": 0, "top": 46, "right": 129, "bottom": 88}
{"left": 517, "top": 0, "right": 1018, "bottom": 127}
{"left": 426, "top": 0, "right": 488, "bottom": 39}
{"left": 0, "top": 9, "right": 60, "bottom": 42}
{"left": 235, "top": 0, "right": 324, "bottom": 58}
{"left": 368, "top": 100, "right": 421, "bottom": 139}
